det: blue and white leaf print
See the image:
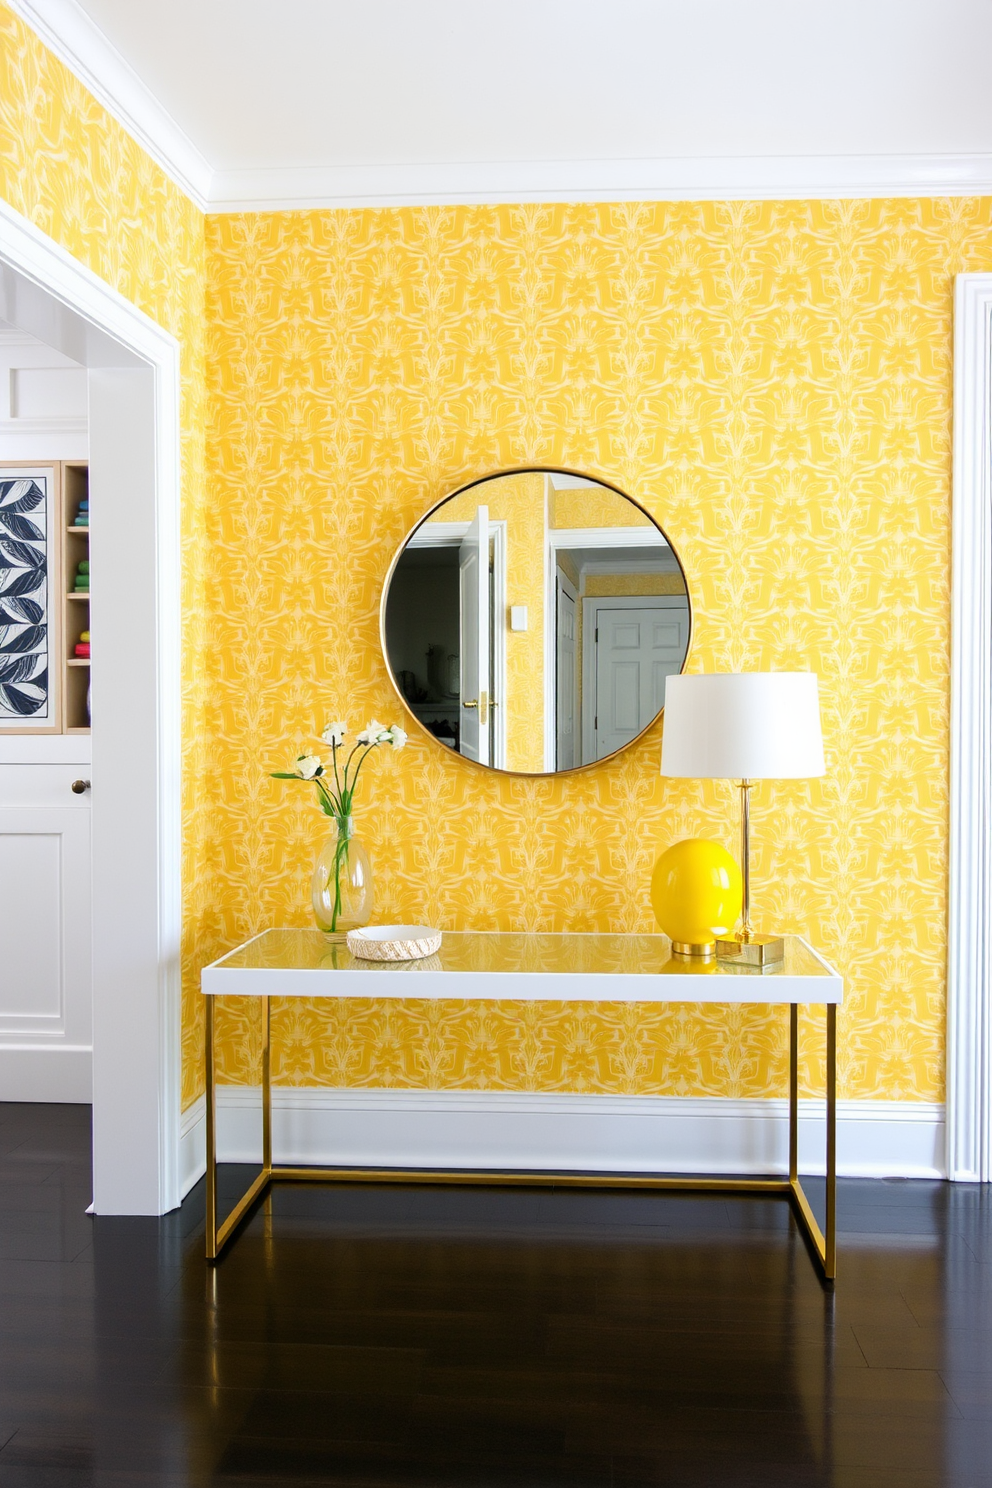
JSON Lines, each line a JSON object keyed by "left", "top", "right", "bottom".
{"left": 0, "top": 476, "right": 50, "bottom": 722}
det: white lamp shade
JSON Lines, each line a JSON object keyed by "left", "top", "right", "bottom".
{"left": 661, "top": 672, "right": 825, "bottom": 780}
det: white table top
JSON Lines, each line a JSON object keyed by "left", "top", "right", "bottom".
{"left": 202, "top": 929, "right": 842, "bottom": 1005}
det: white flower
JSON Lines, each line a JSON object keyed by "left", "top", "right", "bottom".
{"left": 388, "top": 725, "right": 407, "bottom": 750}
{"left": 322, "top": 721, "right": 346, "bottom": 748}
{"left": 296, "top": 754, "right": 323, "bottom": 780}
{"left": 357, "top": 718, "right": 389, "bottom": 746}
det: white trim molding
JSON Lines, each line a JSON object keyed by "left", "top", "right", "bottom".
{"left": 5, "top": 2, "right": 992, "bottom": 214}
{"left": 948, "top": 273, "right": 992, "bottom": 1183}
{"left": 208, "top": 155, "right": 992, "bottom": 214}
{"left": 0, "top": 195, "right": 183, "bottom": 1214}
{"left": 179, "top": 1088, "right": 946, "bottom": 1200}
{"left": 0, "top": 1046, "right": 91, "bottom": 1102}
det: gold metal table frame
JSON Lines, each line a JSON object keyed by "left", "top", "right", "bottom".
{"left": 205, "top": 991, "right": 836, "bottom": 1285}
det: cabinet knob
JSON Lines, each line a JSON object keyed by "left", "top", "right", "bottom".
{"left": 71, "top": 779, "right": 90, "bottom": 795}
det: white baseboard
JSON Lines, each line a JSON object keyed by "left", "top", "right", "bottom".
{"left": 180, "top": 1093, "right": 207, "bottom": 1198}
{"left": 178, "top": 1088, "right": 946, "bottom": 1201}
{"left": 0, "top": 1045, "right": 92, "bottom": 1102}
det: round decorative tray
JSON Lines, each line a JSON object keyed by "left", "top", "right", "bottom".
{"left": 346, "top": 925, "right": 442, "bottom": 962}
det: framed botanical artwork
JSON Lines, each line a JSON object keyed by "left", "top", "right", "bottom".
{"left": 0, "top": 463, "right": 61, "bottom": 732}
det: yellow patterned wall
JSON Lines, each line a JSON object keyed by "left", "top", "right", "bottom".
{"left": 0, "top": 3, "right": 210, "bottom": 1097}
{"left": 551, "top": 485, "right": 653, "bottom": 527}
{"left": 8, "top": 0, "right": 986, "bottom": 1118}
{"left": 584, "top": 574, "right": 688, "bottom": 597}
{"left": 204, "top": 198, "right": 992, "bottom": 1107}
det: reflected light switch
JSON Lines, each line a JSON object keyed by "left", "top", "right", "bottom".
{"left": 510, "top": 606, "right": 528, "bottom": 631}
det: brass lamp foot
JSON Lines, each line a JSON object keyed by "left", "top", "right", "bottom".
{"left": 715, "top": 933, "right": 785, "bottom": 967}
{"left": 671, "top": 940, "right": 716, "bottom": 960}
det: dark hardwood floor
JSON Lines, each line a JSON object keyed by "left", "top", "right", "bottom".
{"left": 1, "top": 1103, "right": 991, "bottom": 1487}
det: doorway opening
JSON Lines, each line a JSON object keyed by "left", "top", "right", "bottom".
{"left": 0, "top": 199, "right": 182, "bottom": 1215}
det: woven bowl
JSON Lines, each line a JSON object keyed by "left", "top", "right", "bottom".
{"left": 346, "top": 925, "right": 442, "bottom": 962}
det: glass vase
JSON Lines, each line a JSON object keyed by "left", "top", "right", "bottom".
{"left": 311, "top": 814, "right": 374, "bottom": 939}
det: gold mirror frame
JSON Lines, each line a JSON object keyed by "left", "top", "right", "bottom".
{"left": 379, "top": 466, "right": 693, "bottom": 778}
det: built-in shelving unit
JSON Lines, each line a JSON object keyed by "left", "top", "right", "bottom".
{"left": 62, "top": 461, "right": 89, "bottom": 733}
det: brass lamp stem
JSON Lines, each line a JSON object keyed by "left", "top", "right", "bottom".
{"left": 740, "top": 778, "right": 752, "bottom": 941}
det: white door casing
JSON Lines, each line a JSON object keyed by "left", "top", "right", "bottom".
{"left": 555, "top": 570, "right": 578, "bottom": 770}
{"left": 582, "top": 595, "right": 689, "bottom": 764}
{"left": 458, "top": 504, "right": 490, "bottom": 765}
{"left": 948, "top": 272, "right": 992, "bottom": 1183}
{"left": 0, "top": 197, "right": 182, "bottom": 1213}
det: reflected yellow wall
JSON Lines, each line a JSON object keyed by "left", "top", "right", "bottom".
{"left": 203, "top": 198, "right": 992, "bottom": 1107}
{"left": 0, "top": 3, "right": 210, "bottom": 1107}
{"left": 585, "top": 574, "right": 687, "bottom": 597}
{"left": 552, "top": 485, "right": 652, "bottom": 527}
{"left": 429, "top": 473, "right": 546, "bottom": 771}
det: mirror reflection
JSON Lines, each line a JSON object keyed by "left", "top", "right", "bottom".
{"left": 383, "top": 470, "right": 690, "bottom": 775}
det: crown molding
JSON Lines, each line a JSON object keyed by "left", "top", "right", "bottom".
{"left": 6, "top": 0, "right": 211, "bottom": 211}
{"left": 7, "top": 2, "right": 992, "bottom": 213}
{"left": 209, "top": 153, "right": 992, "bottom": 213}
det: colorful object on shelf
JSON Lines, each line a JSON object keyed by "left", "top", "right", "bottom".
{"left": 73, "top": 558, "right": 89, "bottom": 593}
{"left": 74, "top": 629, "right": 90, "bottom": 659}
{"left": 73, "top": 497, "right": 89, "bottom": 527}
{"left": 650, "top": 838, "right": 743, "bottom": 960}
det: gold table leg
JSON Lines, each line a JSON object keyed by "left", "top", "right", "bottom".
{"left": 204, "top": 992, "right": 837, "bottom": 1284}
{"left": 789, "top": 1005, "right": 799, "bottom": 1185}
{"left": 787, "top": 1003, "right": 838, "bottom": 1284}
{"left": 261, "top": 994, "right": 272, "bottom": 1174}
{"left": 206, "top": 994, "right": 273, "bottom": 1263}
{"left": 205, "top": 995, "right": 217, "bottom": 1260}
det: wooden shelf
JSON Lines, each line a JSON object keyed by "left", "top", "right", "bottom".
{"left": 62, "top": 463, "right": 90, "bottom": 732}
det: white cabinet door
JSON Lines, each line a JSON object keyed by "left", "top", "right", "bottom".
{"left": 0, "top": 776, "right": 91, "bottom": 1101}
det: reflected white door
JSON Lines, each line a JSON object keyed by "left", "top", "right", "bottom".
{"left": 555, "top": 573, "right": 578, "bottom": 770}
{"left": 458, "top": 505, "right": 490, "bottom": 764}
{"left": 588, "top": 599, "right": 689, "bottom": 761}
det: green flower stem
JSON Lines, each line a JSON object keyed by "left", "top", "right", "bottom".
{"left": 329, "top": 816, "right": 353, "bottom": 932}
{"left": 271, "top": 735, "right": 387, "bottom": 932}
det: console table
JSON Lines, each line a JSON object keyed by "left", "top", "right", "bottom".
{"left": 202, "top": 929, "right": 842, "bottom": 1281}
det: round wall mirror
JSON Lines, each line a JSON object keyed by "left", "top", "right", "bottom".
{"left": 381, "top": 469, "right": 691, "bottom": 775}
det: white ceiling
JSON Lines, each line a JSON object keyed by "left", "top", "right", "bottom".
{"left": 10, "top": 0, "right": 992, "bottom": 210}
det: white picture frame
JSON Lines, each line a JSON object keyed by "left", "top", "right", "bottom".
{"left": 0, "top": 462, "right": 61, "bottom": 733}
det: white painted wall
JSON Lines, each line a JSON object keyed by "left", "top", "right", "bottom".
{"left": 0, "top": 327, "right": 91, "bottom": 1103}
{"left": 0, "top": 326, "right": 88, "bottom": 460}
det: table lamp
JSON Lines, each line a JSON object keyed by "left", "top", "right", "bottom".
{"left": 660, "top": 672, "right": 825, "bottom": 966}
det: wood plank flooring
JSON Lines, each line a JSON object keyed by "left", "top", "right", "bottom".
{"left": 1, "top": 1102, "right": 991, "bottom": 1486}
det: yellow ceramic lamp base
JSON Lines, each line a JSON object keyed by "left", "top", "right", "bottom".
{"left": 650, "top": 839, "right": 743, "bottom": 957}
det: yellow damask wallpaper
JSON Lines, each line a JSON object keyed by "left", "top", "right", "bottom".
{"left": 551, "top": 484, "right": 653, "bottom": 528}
{"left": 6, "top": 0, "right": 986, "bottom": 1121}
{"left": 584, "top": 575, "right": 687, "bottom": 598}
{"left": 202, "top": 197, "right": 992, "bottom": 1108}
{"left": 0, "top": 2, "right": 210, "bottom": 1095}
